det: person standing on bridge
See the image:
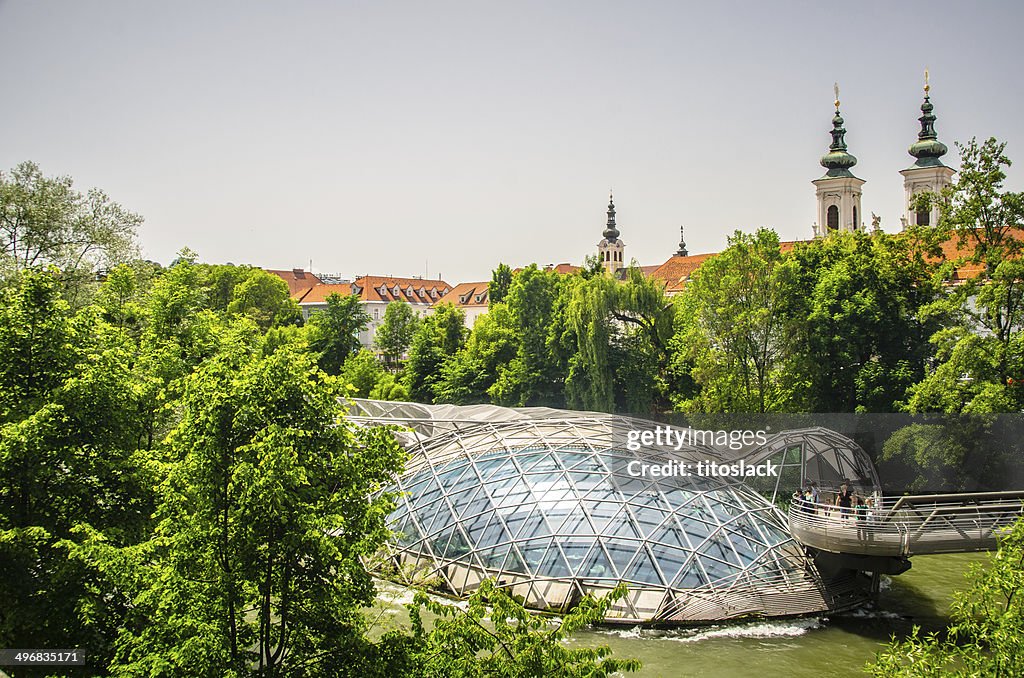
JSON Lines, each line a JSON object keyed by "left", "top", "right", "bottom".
{"left": 835, "top": 481, "right": 854, "bottom": 519}
{"left": 855, "top": 495, "right": 869, "bottom": 540}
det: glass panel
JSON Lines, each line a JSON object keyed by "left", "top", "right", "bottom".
{"left": 672, "top": 560, "right": 707, "bottom": 589}
{"left": 623, "top": 548, "right": 664, "bottom": 585}
{"left": 537, "top": 543, "right": 572, "bottom": 578}
{"left": 478, "top": 516, "right": 512, "bottom": 546}
{"left": 556, "top": 451, "right": 594, "bottom": 470}
{"left": 607, "top": 515, "right": 640, "bottom": 539}
{"left": 442, "top": 527, "right": 472, "bottom": 560}
{"left": 629, "top": 505, "right": 667, "bottom": 538}
{"left": 519, "top": 539, "right": 551, "bottom": 572}
{"left": 650, "top": 524, "right": 687, "bottom": 550}
{"left": 582, "top": 501, "right": 621, "bottom": 533}
{"left": 557, "top": 511, "right": 594, "bottom": 535}
{"left": 516, "top": 513, "right": 551, "bottom": 540}
{"left": 578, "top": 543, "right": 614, "bottom": 580}
{"left": 417, "top": 503, "right": 453, "bottom": 537}
{"left": 559, "top": 540, "right": 593, "bottom": 575}
{"left": 601, "top": 538, "right": 639, "bottom": 578}
{"left": 504, "top": 548, "right": 528, "bottom": 574}
{"left": 699, "top": 536, "right": 738, "bottom": 567}
{"left": 476, "top": 544, "right": 511, "bottom": 571}
{"left": 653, "top": 546, "right": 690, "bottom": 584}
{"left": 435, "top": 462, "right": 470, "bottom": 488}
{"left": 502, "top": 511, "right": 530, "bottom": 540}
{"left": 522, "top": 452, "right": 560, "bottom": 475}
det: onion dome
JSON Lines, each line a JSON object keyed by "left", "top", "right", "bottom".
{"left": 820, "top": 87, "right": 859, "bottom": 178}
{"left": 603, "top": 193, "right": 620, "bottom": 241}
{"left": 908, "top": 74, "right": 948, "bottom": 168}
{"left": 676, "top": 226, "right": 688, "bottom": 257}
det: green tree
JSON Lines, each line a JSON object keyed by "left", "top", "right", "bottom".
{"left": 434, "top": 303, "right": 518, "bottom": 404}
{"left": 781, "top": 230, "right": 941, "bottom": 412}
{"left": 73, "top": 345, "right": 404, "bottom": 677}
{"left": 0, "top": 269, "right": 159, "bottom": 667}
{"left": 404, "top": 303, "right": 467, "bottom": 403}
{"left": 934, "top": 137, "right": 1024, "bottom": 277}
{"left": 0, "top": 161, "right": 142, "bottom": 305}
{"left": 672, "top": 229, "right": 793, "bottom": 413}
{"left": 488, "top": 263, "right": 512, "bottom": 306}
{"left": 374, "top": 301, "right": 420, "bottom": 369}
{"left": 490, "top": 265, "right": 565, "bottom": 407}
{"left": 907, "top": 138, "right": 1024, "bottom": 414}
{"left": 341, "top": 348, "right": 387, "bottom": 398}
{"left": 96, "top": 263, "right": 149, "bottom": 333}
{"left": 868, "top": 516, "right": 1024, "bottom": 677}
{"left": 399, "top": 580, "right": 640, "bottom": 677}
{"left": 368, "top": 372, "right": 410, "bottom": 401}
{"left": 559, "top": 266, "right": 675, "bottom": 413}
{"left": 226, "top": 268, "right": 302, "bottom": 330}
{"left": 306, "top": 292, "right": 371, "bottom": 375}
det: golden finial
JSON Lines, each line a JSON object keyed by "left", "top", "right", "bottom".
{"left": 834, "top": 82, "right": 840, "bottom": 110}
{"left": 924, "top": 67, "right": 930, "bottom": 94}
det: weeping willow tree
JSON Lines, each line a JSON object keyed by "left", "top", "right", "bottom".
{"left": 562, "top": 266, "right": 675, "bottom": 413}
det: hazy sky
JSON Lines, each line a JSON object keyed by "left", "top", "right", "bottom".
{"left": 2, "top": 1, "right": 1022, "bottom": 284}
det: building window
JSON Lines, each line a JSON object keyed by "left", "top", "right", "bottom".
{"left": 917, "top": 208, "right": 930, "bottom": 226}
{"left": 853, "top": 206, "right": 858, "bottom": 230}
{"left": 827, "top": 205, "right": 839, "bottom": 231}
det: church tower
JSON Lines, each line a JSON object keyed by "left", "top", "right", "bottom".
{"left": 899, "top": 71, "right": 955, "bottom": 229}
{"left": 812, "top": 85, "right": 865, "bottom": 236}
{"left": 597, "top": 192, "right": 624, "bottom": 274}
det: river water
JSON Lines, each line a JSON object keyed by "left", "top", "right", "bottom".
{"left": 573, "top": 552, "right": 985, "bottom": 677}
{"left": 369, "top": 552, "right": 986, "bottom": 677}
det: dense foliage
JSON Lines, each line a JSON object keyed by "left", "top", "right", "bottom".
{"left": 3, "top": 138, "right": 1023, "bottom": 674}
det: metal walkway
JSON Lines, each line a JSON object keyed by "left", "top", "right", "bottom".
{"left": 788, "top": 491, "right": 1024, "bottom": 556}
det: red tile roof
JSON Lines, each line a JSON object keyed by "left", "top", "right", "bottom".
{"left": 437, "top": 282, "right": 489, "bottom": 308}
{"left": 264, "top": 268, "right": 322, "bottom": 299}
{"left": 351, "top": 275, "right": 451, "bottom": 305}
{"left": 297, "top": 283, "right": 352, "bottom": 304}
{"left": 930, "top": 227, "right": 1024, "bottom": 281}
{"left": 647, "top": 252, "right": 718, "bottom": 294}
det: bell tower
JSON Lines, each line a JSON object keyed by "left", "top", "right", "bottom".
{"left": 597, "top": 192, "right": 624, "bottom": 274}
{"left": 812, "top": 84, "right": 865, "bottom": 236}
{"left": 899, "top": 70, "right": 955, "bottom": 229}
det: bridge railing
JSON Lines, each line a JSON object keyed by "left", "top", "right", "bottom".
{"left": 787, "top": 493, "right": 1024, "bottom": 556}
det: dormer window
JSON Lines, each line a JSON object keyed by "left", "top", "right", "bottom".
{"left": 474, "top": 294, "right": 484, "bottom": 303}
{"left": 430, "top": 289, "right": 438, "bottom": 298}
{"left": 392, "top": 284, "right": 401, "bottom": 295}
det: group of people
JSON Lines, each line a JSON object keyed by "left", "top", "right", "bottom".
{"left": 792, "top": 481, "right": 877, "bottom": 524}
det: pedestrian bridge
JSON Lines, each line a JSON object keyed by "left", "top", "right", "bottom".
{"left": 788, "top": 491, "right": 1024, "bottom": 557}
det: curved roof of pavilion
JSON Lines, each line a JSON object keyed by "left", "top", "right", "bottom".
{"left": 348, "top": 399, "right": 877, "bottom": 623}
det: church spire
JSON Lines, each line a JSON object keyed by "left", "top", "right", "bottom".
{"left": 597, "top": 191, "right": 625, "bottom": 275}
{"left": 899, "top": 69, "right": 955, "bottom": 229}
{"left": 908, "top": 69, "right": 949, "bottom": 168}
{"left": 812, "top": 82, "right": 865, "bottom": 235}
{"left": 675, "top": 226, "right": 688, "bottom": 257}
{"left": 603, "top": 192, "right": 620, "bottom": 241}
{"left": 820, "top": 83, "right": 859, "bottom": 178}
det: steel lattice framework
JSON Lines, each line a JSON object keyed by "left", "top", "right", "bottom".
{"left": 349, "top": 399, "right": 874, "bottom": 623}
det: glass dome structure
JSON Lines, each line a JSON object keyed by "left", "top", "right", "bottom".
{"left": 348, "top": 400, "right": 877, "bottom": 623}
